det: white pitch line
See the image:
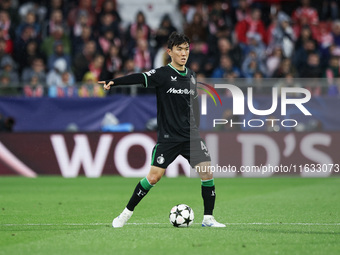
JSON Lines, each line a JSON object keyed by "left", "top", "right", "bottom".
{"left": 1, "top": 223, "right": 339, "bottom": 226}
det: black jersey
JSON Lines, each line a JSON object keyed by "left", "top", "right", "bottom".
{"left": 142, "top": 64, "right": 201, "bottom": 143}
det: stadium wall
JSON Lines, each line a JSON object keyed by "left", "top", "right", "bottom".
{"left": 0, "top": 132, "right": 339, "bottom": 178}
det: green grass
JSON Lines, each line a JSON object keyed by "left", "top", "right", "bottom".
{"left": 0, "top": 177, "right": 339, "bottom": 255}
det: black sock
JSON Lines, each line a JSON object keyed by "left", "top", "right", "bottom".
{"left": 126, "top": 182, "right": 149, "bottom": 211}
{"left": 201, "top": 185, "right": 215, "bottom": 215}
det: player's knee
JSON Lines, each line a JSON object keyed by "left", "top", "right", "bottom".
{"left": 200, "top": 171, "right": 213, "bottom": 180}
{"left": 147, "top": 174, "right": 162, "bottom": 185}
{"left": 195, "top": 162, "right": 213, "bottom": 180}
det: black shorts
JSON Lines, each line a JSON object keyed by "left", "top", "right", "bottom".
{"left": 151, "top": 139, "right": 211, "bottom": 168}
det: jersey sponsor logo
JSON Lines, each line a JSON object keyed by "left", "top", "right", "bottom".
{"left": 144, "top": 69, "right": 156, "bottom": 76}
{"left": 166, "top": 87, "right": 195, "bottom": 95}
{"left": 171, "top": 76, "right": 177, "bottom": 81}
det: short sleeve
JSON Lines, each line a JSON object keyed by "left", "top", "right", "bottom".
{"left": 142, "top": 67, "right": 164, "bottom": 88}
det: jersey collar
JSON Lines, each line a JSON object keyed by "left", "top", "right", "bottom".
{"left": 168, "top": 63, "right": 187, "bottom": 76}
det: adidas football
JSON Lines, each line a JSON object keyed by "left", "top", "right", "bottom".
{"left": 169, "top": 204, "right": 194, "bottom": 227}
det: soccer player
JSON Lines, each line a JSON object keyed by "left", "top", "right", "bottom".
{"left": 98, "top": 32, "right": 226, "bottom": 228}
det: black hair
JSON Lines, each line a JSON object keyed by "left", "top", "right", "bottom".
{"left": 167, "top": 32, "right": 190, "bottom": 49}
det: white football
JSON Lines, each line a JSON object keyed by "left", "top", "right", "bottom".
{"left": 169, "top": 204, "right": 194, "bottom": 227}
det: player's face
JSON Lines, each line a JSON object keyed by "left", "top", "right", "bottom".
{"left": 168, "top": 43, "right": 190, "bottom": 69}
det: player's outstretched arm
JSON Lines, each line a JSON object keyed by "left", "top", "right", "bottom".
{"left": 98, "top": 73, "right": 146, "bottom": 90}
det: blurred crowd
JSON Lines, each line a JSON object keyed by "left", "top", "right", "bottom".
{"left": 1, "top": 0, "right": 340, "bottom": 97}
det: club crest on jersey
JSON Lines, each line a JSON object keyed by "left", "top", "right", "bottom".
{"left": 157, "top": 154, "right": 165, "bottom": 164}
{"left": 190, "top": 75, "right": 196, "bottom": 84}
{"left": 171, "top": 76, "right": 177, "bottom": 82}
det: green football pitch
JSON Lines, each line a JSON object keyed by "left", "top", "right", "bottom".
{"left": 0, "top": 177, "right": 339, "bottom": 255}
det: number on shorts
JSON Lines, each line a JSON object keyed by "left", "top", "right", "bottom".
{"left": 201, "top": 141, "right": 208, "bottom": 151}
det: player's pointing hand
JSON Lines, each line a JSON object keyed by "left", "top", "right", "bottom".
{"left": 98, "top": 80, "right": 114, "bottom": 90}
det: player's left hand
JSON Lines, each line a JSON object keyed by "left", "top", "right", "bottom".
{"left": 98, "top": 81, "right": 114, "bottom": 90}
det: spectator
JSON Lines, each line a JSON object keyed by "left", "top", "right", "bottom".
{"left": 0, "top": 38, "right": 11, "bottom": 66}
{"left": 294, "top": 25, "right": 317, "bottom": 51}
{"left": 17, "top": 1, "right": 47, "bottom": 23}
{"left": 266, "top": 46, "right": 284, "bottom": 77}
{"left": 72, "top": 25, "right": 94, "bottom": 57}
{"left": 292, "top": 0, "right": 319, "bottom": 26}
{"left": 73, "top": 40, "right": 97, "bottom": 81}
{"left": 22, "top": 57, "right": 46, "bottom": 84}
{"left": 133, "top": 39, "right": 152, "bottom": 72}
{"left": 126, "top": 11, "right": 151, "bottom": 55}
{"left": 97, "top": 0, "right": 121, "bottom": 27}
{"left": 331, "top": 20, "right": 340, "bottom": 46}
{"left": 19, "top": 39, "right": 42, "bottom": 73}
{"left": 42, "top": 9, "right": 69, "bottom": 37}
{"left": 273, "top": 58, "right": 297, "bottom": 78}
{"left": 0, "top": 10, "right": 15, "bottom": 44}
{"left": 72, "top": 10, "right": 92, "bottom": 38}
{"left": 325, "top": 55, "right": 340, "bottom": 79}
{"left": 153, "top": 43, "right": 170, "bottom": 69}
{"left": 321, "top": 0, "right": 339, "bottom": 21}
{"left": 0, "top": 55, "right": 19, "bottom": 85}
{"left": 211, "top": 55, "right": 241, "bottom": 78}
{"left": 105, "top": 44, "right": 123, "bottom": 76}
{"left": 324, "top": 56, "right": 340, "bottom": 94}
{"left": 242, "top": 32, "right": 266, "bottom": 61}
{"left": 293, "top": 39, "right": 318, "bottom": 71}
{"left": 292, "top": 0, "right": 319, "bottom": 39}
{"left": 46, "top": 0, "right": 67, "bottom": 19}
{"left": 97, "top": 12, "right": 119, "bottom": 38}
{"left": 47, "top": 41, "right": 71, "bottom": 71}
{"left": 212, "top": 37, "right": 242, "bottom": 69}
{"left": 186, "top": 41, "right": 207, "bottom": 74}
{"left": 184, "top": 0, "right": 209, "bottom": 24}
{"left": 67, "top": 0, "right": 96, "bottom": 28}
{"left": 300, "top": 53, "right": 323, "bottom": 78}
{"left": 242, "top": 50, "right": 267, "bottom": 80}
{"left": 61, "top": 72, "right": 78, "bottom": 97}
{"left": 268, "top": 12, "right": 295, "bottom": 58}
{"left": 208, "top": 0, "right": 232, "bottom": 35}
{"left": 88, "top": 54, "right": 110, "bottom": 81}
{"left": 40, "top": 25, "right": 71, "bottom": 59}
{"left": 23, "top": 74, "right": 44, "bottom": 97}
{"left": 235, "top": 8, "right": 267, "bottom": 45}
{"left": 155, "top": 14, "right": 177, "bottom": 49}
{"left": 184, "top": 12, "right": 208, "bottom": 42}
{"left": 98, "top": 28, "right": 121, "bottom": 55}
{"left": 16, "top": 11, "right": 41, "bottom": 39}
{"left": 232, "top": 0, "right": 252, "bottom": 24}
{"left": 317, "top": 22, "right": 333, "bottom": 49}
{"left": 0, "top": 73, "right": 17, "bottom": 95}
{"left": 79, "top": 71, "right": 104, "bottom": 97}
{"left": 46, "top": 58, "right": 75, "bottom": 87}
{"left": 14, "top": 24, "right": 37, "bottom": 61}
{"left": 300, "top": 54, "right": 324, "bottom": 96}
{"left": 48, "top": 71, "right": 77, "bottom": 98}
{"left": 0, "top": 27, "right": 13, "bottom": 56}
{"left": 0, "top": 0, "right": 20, "bottom": 28}
{"left": 122, "top": 58, "right": 136, "bottom": 75}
